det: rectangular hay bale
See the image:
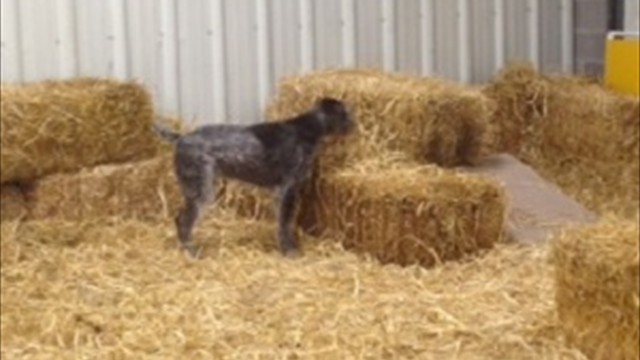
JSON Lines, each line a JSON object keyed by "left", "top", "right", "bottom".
{"left": 27, "top": 155, "right": 274, "bottom": 223}
{"left": 552, "top": 217, "right": 639, "bottom": 360}
{"left": 483, "top": 61, "right": 638, "bottom": 160}
{"left": 484, "top": 63, "right": 640, "bottom": 217}
{"left": 267, "top": 68, "right": 496, "bottom": 170}
{"left": 301, "top": 161, "right": 507, "bottom": 267}
{"left": 0, "top": 78, "right": 161, "bottom": 183}
{"left": 27, "top": 155, "right": 181, "bottom": 222}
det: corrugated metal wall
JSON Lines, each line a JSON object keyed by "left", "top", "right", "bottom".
{"left": 625, "top": 0, "right": 640, "bottom": 31}
{"left": 0, "top": 0, "right": 574, "bottom": 125}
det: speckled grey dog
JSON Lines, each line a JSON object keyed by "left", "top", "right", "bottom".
{"left": 154, "top": 98, "right": 353, "bottom": 258}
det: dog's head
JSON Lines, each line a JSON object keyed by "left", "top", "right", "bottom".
{"left": 314, "top": 97, "right": 354, "bottom": 135}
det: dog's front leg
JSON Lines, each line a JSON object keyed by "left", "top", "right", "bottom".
{"left": 276, "top": 181, "right": 301, "bottom": 258}
{"left": 175, "top": 201, "right": 202, "bottom": 257}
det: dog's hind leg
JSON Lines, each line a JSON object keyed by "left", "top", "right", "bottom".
{"left": 174, "top": 152, "right": 216, "bottom": 258}
{"left": 276, "top": 180, "right": 301, "bottom": 258}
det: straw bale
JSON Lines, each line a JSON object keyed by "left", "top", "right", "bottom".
{"left": 1, "top": 214, "right": 589, "bottom": 359}
{"left": 26, "top": 154, "right": 181, "bottom": 222}
{"left": 485, "top": 63, "right": 640, "bottom": 218}
{"left": 0, "top": 184, "right": 28, "bottom": 222}
{"left": 552, "top": 217, "right": 639, "bottom": 360}
{"left": 301, "top": 159, "right": 507, "bottom": 267}
{"left": 527, "top": 75, "right": 639, "bottom": 166}
{"left": 0, "top": 78, "right": 160, "bottom": 183}
{"left": 26, "top": 153, "right": 275, "bottom": 222}
{"left": 521, "top": 77, "right": 639, "bottom": 218}
{"left": 266, "top": 68, "right": 496, "bottom": 170}
{"left": 482, "top": 62, "right": 550, "bottom": 153}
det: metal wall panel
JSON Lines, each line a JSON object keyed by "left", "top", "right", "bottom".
{"left": 269, "top": 0, "right": 301, "bottom": 85}
{"left": 75, "top": 0, "right": 111, "bottom": 77}
{"left": 625, "top": 0, "right": 640, "bottom": 32}
{"left": 395, "top": 0, "right": 422, "bottom": 75}
{"left": 504, "top": 0, "right": 530, "bottom": 62}
{"left": 224, "top": 0, "right": 260, "bottom": 123}
{"left": 0, "top": 0, "right": 23, "bottom": 82}
{"left": 126, "top": 0, "right": 162, "bottom": 106}
{"left": 540, "top": 0, "right": 563, "bottom": 73}
{"left": 177, "top": 0, "right": 208, "bottom": 123}
{"left": 355, "top": 0, "right": 383, "bottom": 68}
{"left": 313, "top": 0, "right": 343, "bottom": 69}
{"left": 469, "top": 0, "right": 496, "bottom": 83}
{"left": 433, "top": 0, "right": 459, "bottom": 80}
{"left": 19, "top": 0, "right": 60, "bottom": 81}
{"left": 0, "top": 0, "right": 576, "bottom": 125}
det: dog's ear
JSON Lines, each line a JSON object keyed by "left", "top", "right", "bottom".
{"left": 315, "top": 97, "right": 345, "bottom": 114}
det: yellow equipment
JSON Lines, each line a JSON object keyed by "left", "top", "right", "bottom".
{"left": 604, "top": 31, "right": 640, "bottom": 96}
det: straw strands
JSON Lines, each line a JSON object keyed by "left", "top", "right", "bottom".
{"left": 26, "top": 154, "right": 181, "bottom": 222}
{"left": 267, "top": 68, "right": 496, "bottom": 170}
{"left": 484, "top": 63, "right": 640, "bottom": 218}
{"left": 19, "top": 154, "right": 274, "bottom": 223}
{"left": 1, "top": 215, "right": 588, "bottom": 359}
{"left": 482, "top": 62, "right": 549, "bottom": 153}
{"left": 552, "top": 216, "right": 639, "bottom": 360}
{"left": 303, "top": 159, "right": 507, "bottom": 267}
{"left": 2, "top": 67, "right": 636, "bottom": 359}
{"left": 0, "top": 185, "right": 28, "bottom": 222}
{"left": 0, "top": 78, "right": 159, "bottom": 183}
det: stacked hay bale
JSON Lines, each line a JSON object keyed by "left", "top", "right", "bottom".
{"left": 552, "top": 217, "right": 639, "bottom": 360}
{"left": 0, "top": 77, "right": 271, "bottom": 223}
{"left": 2, "top": 72, "right": 507, "bottom": 268}
{"left": 267, "top": 68, "right": 497, "bottom": 169}
{"left": 268, "top": 68, "right": 507, "bottom": 267}
{"left": 484, "top": 63, "right": 640, "bottom": 218}
{"left": 482, "top": 63, "right": 549, "bottom": 153}
{"left": 0, "top": 78, "right": 160, "bottom": 183}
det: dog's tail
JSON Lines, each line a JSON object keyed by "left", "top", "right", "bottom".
{"left": 153, "top": 123, "right": 181, "bottom": 144}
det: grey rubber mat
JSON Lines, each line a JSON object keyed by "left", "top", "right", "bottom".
{"left": 458, "top": 154, "right": 598, "bottom": 244}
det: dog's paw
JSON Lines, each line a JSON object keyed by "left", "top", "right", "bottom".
{"left": 283, "top": 248, "right": 301, "bottom": 259}
{"left": 182, "top": 244, "right": 203, "bottom": 259}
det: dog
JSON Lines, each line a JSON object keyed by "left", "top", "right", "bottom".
{"left": 154, "top": 97, "right": 353, "bottom": 258}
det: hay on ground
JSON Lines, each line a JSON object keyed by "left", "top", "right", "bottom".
{"left": 301, "top": 159, "right": 507, "bottom": 267}
{"left": 1, "top": 215, "right": 589, "bottom": 359}
{"left": 484, "top": 63, "right": 640, "bottom": 218}
{"left": 267, "top": 68, "right": 496, "bottom": 170}
{"left": 552, "top": 216, "right": 639, "bottom": 360}
{"left": 0, "top": 184, "right": 28, "bottom": 222}
{"left": 0, "top": 78, "right": 161, "bottom": 183}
